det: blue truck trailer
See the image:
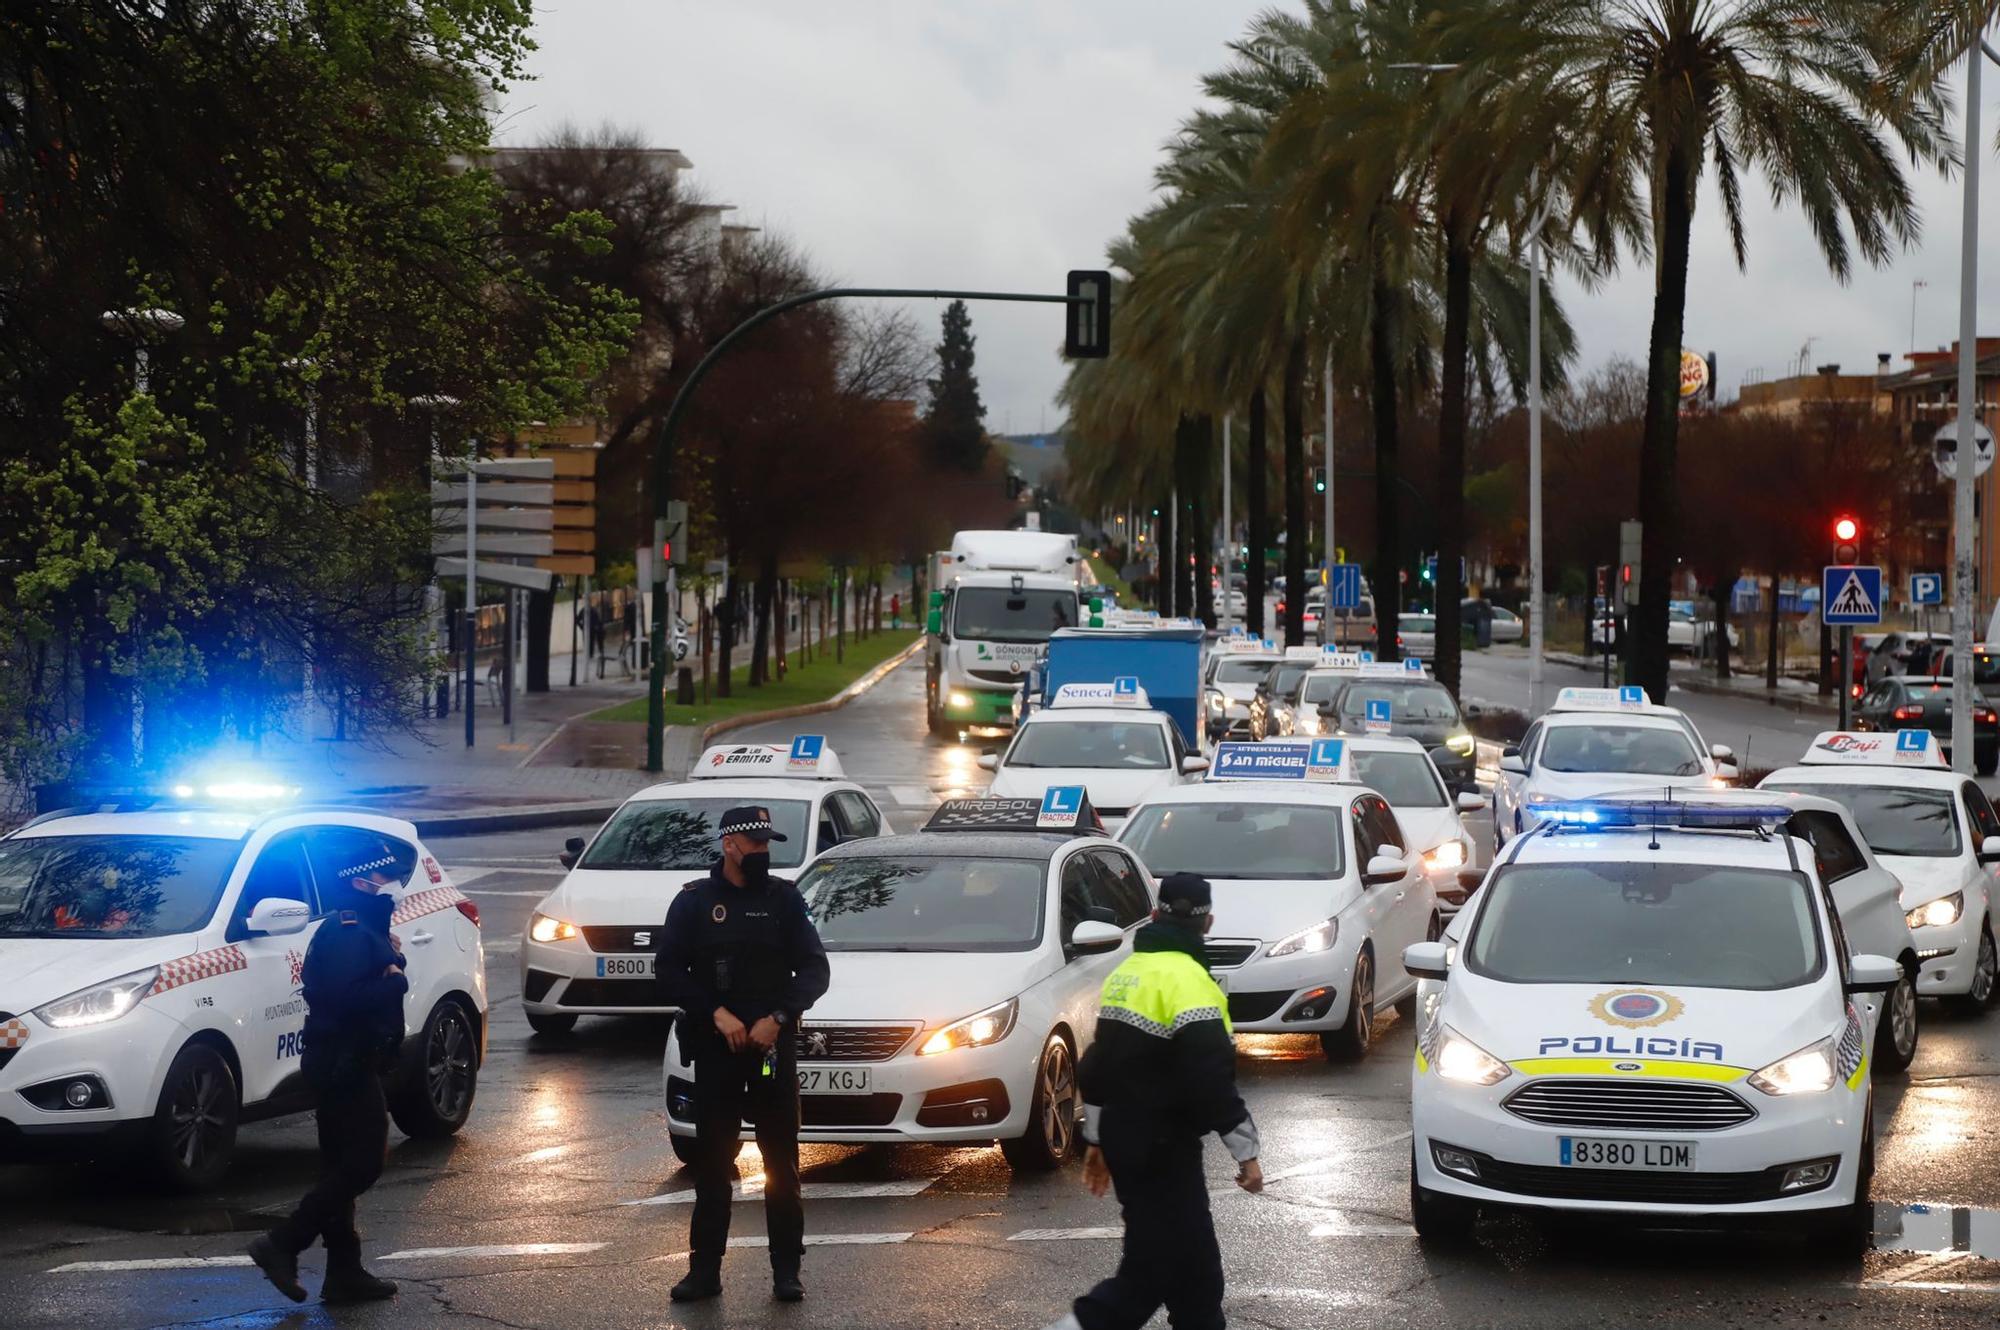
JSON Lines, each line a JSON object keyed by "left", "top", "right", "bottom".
{"left": 1025, "top": 624, "right": 1205, "bottom": 745}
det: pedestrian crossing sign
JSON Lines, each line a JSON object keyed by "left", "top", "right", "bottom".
{"left": 1821, "top": 565, "right": 1883, "bottom": 626}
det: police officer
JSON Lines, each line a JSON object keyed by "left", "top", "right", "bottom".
{"left": 247, "top": 843, "right": 408, "bottom": 1305}
{"left": 1049, "top": 873, "right": 1261, "bottom": 1330}
{"left": 656, "top": 805, "right": 829, "bottom": 1304}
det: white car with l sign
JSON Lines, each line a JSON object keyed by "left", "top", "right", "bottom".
{"left": 982, "top": 681, "right": 1207, "bottom": 830}
{"left": 1407, "top": 797, "right": 1895, "bottom": 1250}
{"left": 1343, "top": 735, "right": 1486, "bottom": 913}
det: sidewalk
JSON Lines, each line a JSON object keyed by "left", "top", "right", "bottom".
{"left": 1539, "top": 647, "right": 1836, "bottom": 714}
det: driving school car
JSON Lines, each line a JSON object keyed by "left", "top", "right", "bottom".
{"left": 982, "top": 679, "right": 1208, "bottom": 830}
{"left": 520, "top": 738, "right": 889, "bottom": 1036}
{"left": 662, "top": 787, "right": 1146, "bottom": 1172}
{"left": 1405, "top": 798, "right": 1896, "bottom": 1248}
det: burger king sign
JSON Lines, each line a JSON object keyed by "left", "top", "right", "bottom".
{"left": 1678, "top": 348, "right": 1710, "bottom": 401}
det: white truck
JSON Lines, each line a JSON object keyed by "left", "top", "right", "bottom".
{"left": 924, "top": 529, "right": 1083, "bottom": 736}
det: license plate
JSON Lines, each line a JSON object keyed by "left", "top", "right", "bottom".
{"left": 1212, "top": 971, "right": 1231, "bottom": 994}
{"left": 797, "top": 1066, "right": 871, "bottom": 1095}
{"left": 595, "top": 955, "right": 654, "bottom": 978}
{"left": 1559, "top": 1137, "right": 1697, "bottom": 1170}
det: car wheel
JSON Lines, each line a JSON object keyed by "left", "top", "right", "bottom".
{"left": 1981, "top": 754, "right": 1999, "bottom": 778}
{"left": 148, "top": 1043, "right": 240, "bottom": 1192}
{"left": 1320, "top": 946, "right": 1375, "bottom": 1063}
{"left": 1000, "top": 1034, "right": 1079, "bottom": 1172}
{"left": 390, "top": 999, "right": 479, "bottom": 1138}
{"left": 526, "top": 1012, "right": 577, "bottom": 1038}
{"left": 1874, "top": 969, "right": 1919, "bottom": 1073}
{"left": 1409, "top": 1147, "right": 1476, "bottom": 1246}
{"left": 1952, "top": 926, "right": 1998, "bottom": 1014}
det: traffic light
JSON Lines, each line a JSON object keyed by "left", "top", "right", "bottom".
{"left": 1065, "top": 270, "right": 1112, "bottom": 359}
{"left": 1833, "top": 515, "right": 1860, "bottom": 564}
{"left": 1313, "top": 467, "right": 1326, "bottom": 494}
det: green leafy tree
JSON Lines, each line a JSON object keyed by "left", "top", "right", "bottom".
{"left": 924, "top": 300, "right": 989, "bottom": 472}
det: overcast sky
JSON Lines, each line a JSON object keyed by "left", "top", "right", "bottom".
{"left": 500, "top": 1, "right": 2000, "bottom": 430}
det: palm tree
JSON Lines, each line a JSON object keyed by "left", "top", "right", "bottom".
{"left": 1480, "top": 0, "right": 1948, "bottom": 701}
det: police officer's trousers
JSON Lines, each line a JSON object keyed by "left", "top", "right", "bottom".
{"left": 1074, "top": 1131, "right": 1225, "bottom": 1330}
{"left": 269, "top": 1074, "right": 389, "bottom": 1267}
{"left": 689, "top": 1036, "right": 802, "bottom": 1275}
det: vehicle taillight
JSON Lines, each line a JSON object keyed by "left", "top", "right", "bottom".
{"left": 1396, "top": 634, "right": 1404, "bottom": 647}
{"left": 455, "top": 899, "right": 481, "bottom": 927}
{"left": 1892, "top": 705, "right": 1924, "bottom": 721}
{"left": 1980, "top": 708, "right": 1999, "bottom": 726}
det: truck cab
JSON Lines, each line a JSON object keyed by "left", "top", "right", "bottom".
{"left": 925, "top": 530, "right": 1083, "bottom": 738}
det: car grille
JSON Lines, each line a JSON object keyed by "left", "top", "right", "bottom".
{"left": 581, "top": 925, "right": 657, "bottom": 954}
{"left": 1204, "top": 942, "right": 1258, "bottom": 969}
{"left": 1503, "top": 1080, "right": 1757, "bottom": 1132}
{"left": 556, "top": 979, "right": 660, "bottom": 1008}
{"left": 797, "top": 1023, "right": 918, "bottom": 1062}
{"left": 800, "top": 1093, "right": 903, "bottom": 1127}
{"left": 1227, "top": 991, "right": 1290, "bottom": 1023}
{"left": 1454, "top": 1148, "right": 1822, "bottom": 1205}
{"left": 967, "top": 668, "right": 1022, "bottom": 685}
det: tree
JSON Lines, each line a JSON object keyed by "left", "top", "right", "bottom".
{"left": 924, "top": 301, "right": 988, "bottom": 471}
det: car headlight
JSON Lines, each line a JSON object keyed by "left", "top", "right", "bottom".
{"left": 1206, "top": 691, "right": 1226, "bottom": 713}
{"left": 529, "top": 913, "right": 579, "bottom": 944}
{"left": 947, "top": 691, "right": 974, "bottom": 710}
{"left": 1747, "top": 1036, "right": 1837, "bottom": 1096}
{"left": 1906, "top": 892, "right": 1963, "bottom": 931}
{"left": 1434, "top": 1027, "right": 1510, "bottom": 1085}
{"left": 33, "top": 968, "right": 160, "bottom": 1030}
{"left": 1526, "top": 792, "right": 1558, "bottom": 805}
{"left": 1267, "top": 916, "right": 1339, "bottom": 958}
{"left": 917, "top": 999, "right": 1019, "bottom": 1055}
{"left": 1445, "top": 732, "right": 1475, "bottom": 757}
{"left": 1423, "top": 841, "right": 1467, "bottom": 872}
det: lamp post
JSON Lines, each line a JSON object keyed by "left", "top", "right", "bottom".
{"left": 1523, "top": 196, "right": 1556, "bottom": 718}
{"left": 1220, "top": 415, "right": 1232, "bottom": 632}
{"left": 1951, "top": 39, "right": 1994, "bottom": 775}
{"left": 99, "top": 307, "right": 184, "bottom": 394}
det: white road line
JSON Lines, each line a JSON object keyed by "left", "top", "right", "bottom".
{"left": 623, "top": 1179, "right": 936, "bottom": 1208}
{"left": 731, "top": 1233, "right": 912, "bottom": 1247}
{"left": 50, "top": 1256, "right": 254, "bottom": 1273}
{"left": 1008, "top": 1227, "right": 1121, "bottom": 1242}
{"left": 1308, "top": 1221, "right": 1415, "bottom": 1239}
{"left": 381, "top": 1243, "right": 605, "bottom": 1261}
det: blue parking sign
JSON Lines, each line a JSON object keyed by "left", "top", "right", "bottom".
{"left": 1910, "top": 573, "right": 1943, "bottom": 606}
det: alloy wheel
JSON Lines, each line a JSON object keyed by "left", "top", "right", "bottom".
{"left": 170, "top": 1063, "right": 229, "bottom": 1172}
{"left": 1973, "top": 932, "right": 1997, "bottom": 1005}
{"left": 1351, "top": 951, "right": 1374, "bottom": 1047}
{"left": 427, "top": 1007, "right": 476, "bottom": 1119}
{"left": 1040, "top": 1040, "right": 1077, "bottom": 1159}
{"left": 1890, "top": 976, "right": 1918, "bottom": 1058}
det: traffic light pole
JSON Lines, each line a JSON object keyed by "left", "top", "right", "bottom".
{"left": 642, "top": 286, "right": 1096, "bottom": 773}
{"left": 1838, "top": 626, "right": 1852, "bottom": 729}
{"left": 1951, "top": 45, "right": 1983, "bottom": 776}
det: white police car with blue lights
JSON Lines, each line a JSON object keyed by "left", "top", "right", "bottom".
{"left": 1406, "top": 797, "right": 1894, "bottom": 1246}
{"left": 1762, "top": 729, "right": 2000, "bottom": 1014}
{"left": 0, "top": 780, "right": 487, "bottom": 1189}
{"left": 1494, "top": 688, "right": 1735, "bottom": 848}
{"left": 661, "top": 787, "right": 1148, "bottom": 1171}
{"left": 982, "top": 679, "right": 1207, "bottom": 831}
{"left": 521, "top": 737, "right": 889, "bottom": 1035}
{"left": 1118, "top": 739, "right": 1436, "bottom": 1063}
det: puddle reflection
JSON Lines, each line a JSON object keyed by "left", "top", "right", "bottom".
{"left": 1873, "top": 1203, "right": 2000, "bottom": 1257}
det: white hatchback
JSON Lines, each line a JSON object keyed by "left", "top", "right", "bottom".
{"left": 983, "top": 683, "right": 1207, "bottom": 830}
{"left": 1343, "top": 735, "right": 1486, "bottom": 913}
{"left": 0, "top": 797, "right": 487, "bottom": 1189}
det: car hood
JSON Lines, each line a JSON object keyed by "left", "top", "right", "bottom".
{"left": 1212, "top": 682, "right": 1261, "bottom": 703}
{"left": 536, "top": 867, "right": 727, "bottom": 925}
{"left": 1443, "top": 970, "right": 1845, "bottom": 1075}
{"left": 1208, "top": 877, "right": 1360, "bottom": 944}
{"left": 0, "top": 936, "right": 182, "bottom": 1012}
{"left": 1526, "top": 770, "right": 1714, "bottom": 803}
{"left": 987, "top": 767, "right": 1177, "bottom": 813}
{"left": 808, "top": 949, "right": 1056, "bottom": 1024}
{"left": 1395, "top": 807, "right": 1465, "bottom": 856}
{"left": 1875, "top": 854, "right": 1970, "bottom": 908}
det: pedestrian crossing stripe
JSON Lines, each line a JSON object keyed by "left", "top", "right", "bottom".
{"left": 1009, "top": 1227, "right": 1122, "bottom": 1241}
{"left": 731, "top": 1233, "right": 913, "bottom": 1247}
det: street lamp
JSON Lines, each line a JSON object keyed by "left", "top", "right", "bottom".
{"left": 1522, "top": 193, "right": 1557, "bottom": 717}
{"left": 99, "top": 307, "right": 184, "bottom": 394}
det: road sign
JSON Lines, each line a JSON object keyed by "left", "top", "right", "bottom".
{"left": 433, "top": 556, "right": 553, "bottom": 593}
{"left": 1910, "top": 572, "right": 1944, "bottom": 606}
{"left": 1328, "top": 563, "right": 1364, "bottom": 611}
{"left": 429, "top": 481, "right": 555, "bottom": 508}
{"left": 1932, "top": 419, "right": 1995, "bottom": 480}
{"left": 1064, "top": 270, "right": 1111, "bottom": 359}
{"left": 432, "top": 531, "right": 553, "bottom": 558}
{"left": 1822, "top": 565, "right": 1884, "bottom": 625}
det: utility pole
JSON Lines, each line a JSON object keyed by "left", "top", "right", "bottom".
{"left": 1525, "top": 197, "right": 1555, "bottom": 717}
{"left": 1323, "top": 350, "right": 1335, "bottom": 602}
{"left": 1952, "top": 44, "right": 1984, "bottom": 775}
{"left": 1220, "top": 416, "right": 1232, "bottom": 631}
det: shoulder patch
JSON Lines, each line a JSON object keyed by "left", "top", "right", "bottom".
{"left": 338, "top": 910, "right": 358, "bottom": 925}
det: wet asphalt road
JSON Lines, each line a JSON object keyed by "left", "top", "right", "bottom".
{"left": 4, "top": 654, "right": 2000, "bottom": 1328}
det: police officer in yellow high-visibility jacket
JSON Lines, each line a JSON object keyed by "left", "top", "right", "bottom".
{"left": 1048, "top": 873, "right": 1261, "bottom": 1330}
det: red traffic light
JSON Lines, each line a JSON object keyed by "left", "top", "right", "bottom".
{"left": 1833, "top": 516, "right": 1858, "bottom": 543}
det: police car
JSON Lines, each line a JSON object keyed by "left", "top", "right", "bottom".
{"left": 1405, "top": 797, "right": 1898, "bottom": 1248}
{"left": 1202, "top": 639, "right": 1284, "bottom": 742}
{"left": 1343, "top": 734, "right": 1486, "bottom": 913}
{"left": 1494, "top": 688, "right": 1734, "bottom": 848}
{"left": 521, "top": 738, "right": 889, "bottom": 1035}
{"left": 1119, "top": 740, "right": 1437, "bottom": 1063}
{"left": 0, "top": 787, "right": 487, "bottom": 1189}
{"left": 1762, "top": 730, "right": 2000, "bottom": 1016}
{"left": 981, "top": 680, "right": 1207, "bottom": 830}
{"left": 661, "top": 788, "right": 1147, "bottom": 1171}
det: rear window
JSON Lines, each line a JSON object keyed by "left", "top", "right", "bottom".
{"left": 1351, "top": 751, "right": 1447, "bottom": 808}
{"left": 1121, "top": 802, "right": 1345, "bottom": 880}
{"left": 1006, "top": 720, "right": 1168, "bottom": 770}
{"left": 1399, "top": 616, "right": 1435, "bottom": 633}
{"left": 0, "top": 836, "right": 243, "bottom": 939}
{"left": 581, "top": 798, "right": 812, "bottom": 870}
{"left": 1762, "top": 784, "right": 1959, "bottom": 858}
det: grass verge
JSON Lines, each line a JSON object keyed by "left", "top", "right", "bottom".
{"left": 590, "top": 629, "right": 921, "bottom": 728}
{"left": 1087, "top": 556, "right": 1134, "bottom": 604}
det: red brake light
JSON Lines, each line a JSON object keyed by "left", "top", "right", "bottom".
{"left": 1891, "top": 705, "right": 1924, "bottom": 721}
{"left": 455, "top": 899, "right": 481, "bottom": 927}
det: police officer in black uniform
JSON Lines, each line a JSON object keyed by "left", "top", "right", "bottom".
{"left": 657, "top": 804, "right": 830, "bottom": 1305}
{"left": 247, "top": 843, "right": 408, "bottom": 1305}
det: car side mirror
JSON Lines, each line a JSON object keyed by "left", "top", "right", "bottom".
{"left": 1710, "top": 743, "right": 1735, "bottom": 762}
{"left": 1362, "top": 853, "right": 1406, "bottom": 886}
{"left": 1456, "top": 791, "right": 1486, "bottom": 814}
{"left": 1403, "top": 940, "right": 1450, "bottom": 981}
{"left": 1715, "top": 763, "right": 1739, "bottom": 782}
{"left": 1980, "top": 834, "right": 2000, "bottom": 864}
{"left": 1500, "top": 753, "right": 1528, "bottom": 776}
{"left": 1847, "top": 953, "right": 1901, "bottom": 995}
{"left": 245, "top": 896, "right": 312, "bottom": 936}
{"left": 976, "top": 752, "right": 999, "bottom": 771}
{"left": 559, "top": 835, "right": 585, "bottom": 870}
{"left": 1070, "top": 920, "right": 1125, "bottom": 955}
{"left": 1180, "top": 755, "right": 1210, "bottom": 774}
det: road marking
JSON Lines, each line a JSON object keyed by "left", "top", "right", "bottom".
{"left": 1865, "top": 1251, "right": 1975, "bottom": 1286}
{"left": 381, "top": 1243, "right": 605, "bottom": 1261}
{"left": 1009, "top": 1227, "right": 1121, "bottom": 1242}
{"left": 1308, "top": 1220, "right": 1415, "bottom": 1239}
{"left": 49, "top": 1256, "right": 253, "bottom": 1273}
{"left": 730, "top": 1233, "right": 912, "bottom": 1247}
{"left": 624, "top": 1179, "right": 936, "bottom": 1207}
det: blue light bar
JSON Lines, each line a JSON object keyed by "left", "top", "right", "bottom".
{"left": 1536, "top": 800, "right": 1794, "bottom": 830}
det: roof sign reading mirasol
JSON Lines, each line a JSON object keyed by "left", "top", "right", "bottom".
{"left": 924, "top": 788, "right": 1104, "bottom": 834}
{"left": 1208, "top": 740, "right": 1348, "bottom": 783}
{"left": 1799, "top": 730, "right": 1946, "bottom": 768}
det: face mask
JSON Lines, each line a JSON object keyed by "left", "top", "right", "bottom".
{"left": 740, "top": 850, "right": 772, "bottom": 885}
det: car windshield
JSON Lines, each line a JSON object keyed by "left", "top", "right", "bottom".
{"left": 1211, "top": 658, "right": 1278, "bottom": 685}
{"left": 1266, "top": 663, "right": 1311, "bottom": 696}
{"left": 1005, "top": 721, "right": 1169, "bottom": 770}
{"left": 0, "top": 835, "right": 243, "bottom": 939}
{"left": 1351, "top": 751, "right": 1447, "bottom": 808}
{"left": 1121, "top": 802, "right": 1345, "bottom": 879}
{"left": 1336, "top": 681, "right": 1460, "bottom": 724}
{"left": 801, "top": 856, "right": 1045, "bottom": 952}
{"left": 952, "top": 587, "right": 1077, "bottom": 643}
{"left": 1300, "top": 672, "right": 1351, "bottom": 705}
{"left": 1399, "top": 616, "right": 1435, "bottom": 633}
{"left": 581, "top": 797, "right": 811, "bottom": 870}
{"left": 1762, "top": 784, "right": 1960, "bottom": 858}
{"left": 1465, "top": 860, "right": 1822, "bottom": 990}
{"left": 1539, "top": 724, "right": 1703, "bottom": 776}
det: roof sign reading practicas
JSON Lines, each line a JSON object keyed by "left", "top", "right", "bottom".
{"left": 1208, "top": 740, "right": 1349, "bottom": 783}
{"left": 1365, "top": 699, "right": 1393, "bottom": 734}
{"left": 690, "top": 741, "right": 847, "bottom": 781}
{"left": 1049, "top": 678, "right": 1149, "bottom": 709}
{"left": 1552, "top": 686, "right": 1648, "bottom": 713}
{"left": 1799, "top": 730, "right": 1945, "bottom": 768}
{"left": 787, "top": 735, "right": 826, "bottom": 770}
{"left": 1037, "top": 785, "right": 1090, "bottom": 829}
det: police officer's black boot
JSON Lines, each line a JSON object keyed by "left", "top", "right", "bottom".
{"left": 245, "top": 1235, "right": 306, "bottom": 1303}
{"left": 670, "top": 1264, "right": 723, "bottom": 1302}
{"left": 772, "top": 1259, "right": 804, "bottom": 1303}
{"left": 320, "top": 1243, "right": 396, "bottom": 1305}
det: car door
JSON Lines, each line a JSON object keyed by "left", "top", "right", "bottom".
{"left": 1959, "top": 783, "right": 2000, "bottom": 928}
{"left": 1359, "top": 794, "right": 1429, "bottom": 994}
{"left": 831, "top": 790, "right": 891, "bottom": 840}
{"left": 1496, "top": 720, "right": 1542, "bottom": 836}
{"left": 1046, "top": 848, "right": 1130, "bottom": 1046}
{"left": 1790, "top": 808, "right": 1909, "bottom": 964}
{"left": 225, "top": 830, "right": 321, "bottom": 1105}
{"left": 1346, "top": 797, "right": 1406, "bottom": 1003}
